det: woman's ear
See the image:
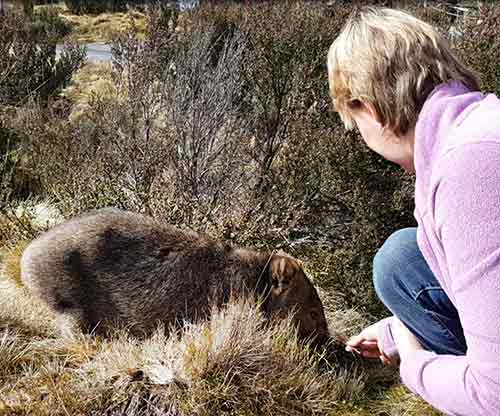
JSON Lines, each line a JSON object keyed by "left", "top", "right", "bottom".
{"left": 364, "top": 101, "right": 382, "bottom": 124}
{"left": 350, "top": 100, "right": 383, "bottom": 125}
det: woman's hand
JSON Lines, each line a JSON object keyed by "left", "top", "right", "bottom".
{"left": 392, "top": 318, "right": 424, "bottom": 361}
{"left": 344, "top": 320, "right": 398, "bottom": 367}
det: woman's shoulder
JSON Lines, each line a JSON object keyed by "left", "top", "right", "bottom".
{"left": 443, "top": 91, "right": 500, "bottom": 153}
{"left": 436, "top": 140, "right": 500, "bottom": 180}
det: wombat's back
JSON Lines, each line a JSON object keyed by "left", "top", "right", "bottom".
{"left": 21, "top": 208, "right": 227, "bottom": 334}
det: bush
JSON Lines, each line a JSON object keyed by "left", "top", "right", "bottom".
{"left": 0, "top": 10, "right": 85, "bottom": 106}
{"left": 453, "top": 4, "right": 500, "bottom": 95}
{"left": 0, "top": 9, "right": 84, "bottom": 210}
{"left": 32, "top": 6, "right": 73, "bottom": 38}
{"left": 0, "top": 118, "right": 39, "bottom": 203}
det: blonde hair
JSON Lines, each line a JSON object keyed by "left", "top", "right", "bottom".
{"left": 327, "top": 7, "right": 480, "bottom": 135}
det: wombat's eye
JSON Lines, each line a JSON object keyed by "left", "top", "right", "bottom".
{"left": 310, "top": 311, "right": 319, "bottom": 321}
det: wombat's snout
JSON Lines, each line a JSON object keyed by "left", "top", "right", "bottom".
{"left": 297, "top": 305, "right": 330, "bottom": 344}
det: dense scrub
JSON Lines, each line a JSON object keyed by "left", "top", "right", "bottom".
{"left": 0, "top": 8, "right": 84, "bottom": 204}
{"left": 3, "top": 1, "right": 500, "bottom": 315}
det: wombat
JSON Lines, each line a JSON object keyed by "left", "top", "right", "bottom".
{"left": 20, "top": 208, "right": 329, "bottom": 343}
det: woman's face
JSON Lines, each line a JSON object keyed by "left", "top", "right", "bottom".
{"left": 350, "top": 102, "right": 415, "bottom": 173}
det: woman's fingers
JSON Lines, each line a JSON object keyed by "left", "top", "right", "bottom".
{"left": 345, "top": 339, "right": 379, "bottom": 354}
{"left": 346, "top": 336, "right": 378, "bottom": 348}
{"left": 346, "top": 322, "right": 379, "bottom": 345}
{"left": 361, "top": 348, "right": 382, "bottom": 359}
{"left": 346, "top": 333, "right": 377, "bottom": 347}
{"left": 344, "top": 322, "right": 386, "bottom": 360}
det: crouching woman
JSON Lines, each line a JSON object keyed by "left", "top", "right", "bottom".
{"left": 327, "top": 7, "right": 500, "bottom": 416}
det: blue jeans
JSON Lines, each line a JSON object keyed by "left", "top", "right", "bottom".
{"left": 373, "top": 228, "right": 467, "bottom": 355}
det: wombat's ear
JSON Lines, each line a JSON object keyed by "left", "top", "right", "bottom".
{"left": 269, "top": 253, "right": 303, "bottom": 296}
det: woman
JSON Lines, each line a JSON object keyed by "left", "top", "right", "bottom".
{"left": 327, "top": 7, "right": 500, "bottom": 416}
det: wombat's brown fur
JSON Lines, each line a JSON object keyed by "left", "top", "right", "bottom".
{"left": 21, "top": 208, "right": 329, "bottom": 343}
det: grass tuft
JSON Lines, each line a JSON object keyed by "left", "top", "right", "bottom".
{"left": 0, "top": 282, "right": 381, "bottom": 415}
{"left": 370, "top": 385, "right": 444, "bottom": 416}
{"left": 60, "top": 61, "right": 120, "bottom": 123}
{"left": 2, "top": 239, "right": 29, "bottom": 288}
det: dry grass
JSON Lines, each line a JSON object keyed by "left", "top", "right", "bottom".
{"left": 35, "top": 3, "right": 147, "bottom": 43}
{"left": 1, "top": 239, "right": 28, "bottom": 287}
{"left": 0, "top": 202, "right": 443, "bottom": 415}
{"left": 0, "top": 278, "right": 367, "bottom": 416}
{"left": 0, "top": 214, "right": 10, "bottom": 254}
{"left": 60, "top": 61, "right": 119, "bottom": 123}
{"left": 0, "top": 276, "right": 59, "bottom": 338}
{"left": 0, "top": 201, "right": 64, "bottom": 271}
{"left": 0, "top": 279, "right": 441, "bottom": 415}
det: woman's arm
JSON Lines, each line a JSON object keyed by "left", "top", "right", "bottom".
{"left": 401, "top": 141, "right": 500, "bottom": 415}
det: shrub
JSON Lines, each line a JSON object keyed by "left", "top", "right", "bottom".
{"left": 0, "top": 9, "right": 84, "bottom": 209}
{"left": 0, "top": 9, "right": 85, "bottom": 106}
{"left": 32, "top": 6, "right": 73, "bottom": 39}
{"left": 452, "top": 3, "right": 500, "bottom": 95}
{"left": 16, "top": 19, "right": 247, "bottom": 222}
{"left": 0, "top": 117, "right": 25, "bottom": 204}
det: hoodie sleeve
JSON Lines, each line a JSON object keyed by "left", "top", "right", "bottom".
{"left": 377, "top": 316, "right": 400, "bottom": 361}
{"left": 399, "top": 142, "right": 500, "bottom": 416}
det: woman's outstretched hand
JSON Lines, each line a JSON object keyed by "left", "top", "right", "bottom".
{"left": 344, "top": 318, "right": 425, "bottom": 367}
{"left": 344, "top": 320, "right": 398, "bottom": 366}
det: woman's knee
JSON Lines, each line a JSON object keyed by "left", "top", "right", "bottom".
{"left": 373, "top": 228, "right": 418, "bottom": 304}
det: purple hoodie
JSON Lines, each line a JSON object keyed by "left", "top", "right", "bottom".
{"left": 379, "top": 81, "right": 500, "bottom": 416}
